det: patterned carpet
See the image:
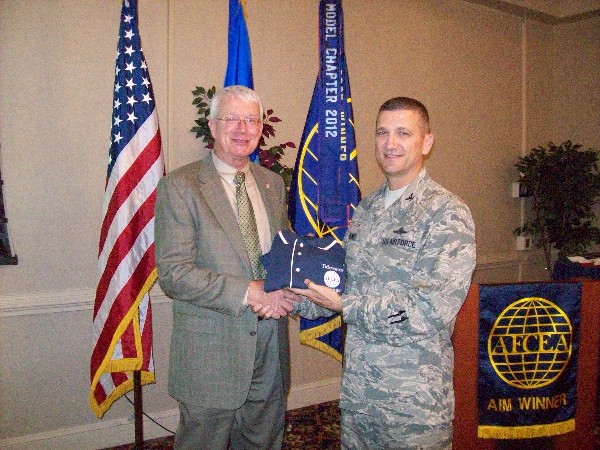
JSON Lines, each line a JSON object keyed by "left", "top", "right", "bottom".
{"left": 100, "top": 401, "right": 600, "bottom": 449}
{"left": 103, "top": 400, "right": 340, "bottom": 450}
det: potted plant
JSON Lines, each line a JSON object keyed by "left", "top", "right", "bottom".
{"left": 514, "top": 140, "right": 600, "bottom": 272}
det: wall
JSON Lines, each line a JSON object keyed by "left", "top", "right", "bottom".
{"left": 553, "top": 16, "right": 600, "bottom": 144}
{"left": 0, "top": 0, "right": 598, "bottom": 448}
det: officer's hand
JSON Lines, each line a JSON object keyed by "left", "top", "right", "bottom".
{"left": 291, "top": 279, "right": 343, "bottom": 313}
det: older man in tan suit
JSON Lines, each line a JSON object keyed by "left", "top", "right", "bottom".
{"left": 155, "top": 85, "right": 300, "bottom": 450}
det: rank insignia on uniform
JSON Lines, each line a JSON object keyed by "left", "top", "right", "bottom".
{"left": 388, "top": 310, "right": 408, "bottom": 324}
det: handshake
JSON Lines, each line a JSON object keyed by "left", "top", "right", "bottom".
{"left": 246, "top": 280, "right": 302, "bottom": 320}
{"left": 247, "top": 277, "right": 344, "bottom": 320}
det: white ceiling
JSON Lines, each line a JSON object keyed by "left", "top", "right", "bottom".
{"left": 503, "top": 0, "right": 600, "bottom": 18}
{"left": 464, "top": 0, "right": 600, "bottom": 22}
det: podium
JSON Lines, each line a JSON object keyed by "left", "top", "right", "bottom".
{"left": 452, "top": 282, "right": 600, "bottom": 449}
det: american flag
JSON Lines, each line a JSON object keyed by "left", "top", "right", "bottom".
{"left": 90, "top": 0, "right": 164, "bottom": 418}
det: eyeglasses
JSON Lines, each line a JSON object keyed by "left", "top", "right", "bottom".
{"left": 215, "top": 116, "right": 262, "bottom": 128}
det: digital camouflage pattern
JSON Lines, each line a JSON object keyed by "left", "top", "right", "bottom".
{"left": 341, "top": 409, "right": 454, "bottom": 449}
{"left": 298, "top": 169, "right": 476, "bottom": 448}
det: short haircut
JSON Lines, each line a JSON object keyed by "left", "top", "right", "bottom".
{"left": 378, "top": 97, "right": 431, "bottom": 133}
{"left": 210, "top": 85, "right": 264, "bottom": 120}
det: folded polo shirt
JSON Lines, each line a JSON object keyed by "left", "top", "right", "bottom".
{"left": 261, "top": 230, "right": 347, "bottom": 293}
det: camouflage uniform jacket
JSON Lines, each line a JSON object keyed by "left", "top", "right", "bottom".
{"left": 301, "top": 168, "right": 476, "bottom": 424}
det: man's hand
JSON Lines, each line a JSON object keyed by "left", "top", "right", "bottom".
{"left": 290, "top": 279, "right": 343, "bottom": 313}
{"left": 247, "top": 280, "right": 300, "bottom": 319}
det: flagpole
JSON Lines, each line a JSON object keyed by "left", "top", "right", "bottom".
{"left": 134, "top": 370, "right": 144, "bottom": 446}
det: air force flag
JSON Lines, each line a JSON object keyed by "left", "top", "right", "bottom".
{"left": 224, "top": 0, "right": 253, "bottom": 89}
{"left": 224, "top": 0, "right": 259, "bottom": 162}
{"left": 288, "top": 0, "right": 360, "bottom": 361}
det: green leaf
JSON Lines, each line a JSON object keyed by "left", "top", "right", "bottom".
{"left": 515, "top": 140, "right": 600, "bottom": 270}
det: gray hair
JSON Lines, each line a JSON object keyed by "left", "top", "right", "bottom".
{"left": 210, "top": 85, "right": 264, "bottom": 120}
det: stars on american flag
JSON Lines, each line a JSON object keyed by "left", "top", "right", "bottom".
{"left": 108, "top": 4, "right": 155, "bottom": 172}
{"left": 126, "top": 93, "right": 137, "bottom": 106}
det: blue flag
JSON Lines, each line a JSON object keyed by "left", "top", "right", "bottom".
{"left": 224, "top": 0, "right": 257, "bottom": 162}
{"left": 224, "top": 0, "right": 253, "bottom": 88}
{"left": 288, "top": 0, "right": 360, "bottom": 362}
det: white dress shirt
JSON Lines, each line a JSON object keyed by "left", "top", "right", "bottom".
{"left": 211, "top": 151, "right": 272, "bottom": 254}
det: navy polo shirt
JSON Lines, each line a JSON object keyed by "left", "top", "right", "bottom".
{"left": 261, "top": 230, "right": 346, "bottom": 293}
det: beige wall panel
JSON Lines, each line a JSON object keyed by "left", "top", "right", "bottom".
{"left": 0, "top": 301, "right": 176, "bottom": 435}
{"left": 525, "top": 20, "right": 555, "bottom": 148}
{"left": 166, "top": 0, "right": 227, "bottom": 171}
{"left": 0, "top": 0, "right": 168, "bottom": 296}
{"left": 553, "top": 16, "right": 600, "bottom": 149}
{"left": 422, "top": 2, "right": 524, "bottom": 261}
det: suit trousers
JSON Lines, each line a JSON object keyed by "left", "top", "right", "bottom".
{"left": 174, "top": 319, "right": 285, "bottom": 450}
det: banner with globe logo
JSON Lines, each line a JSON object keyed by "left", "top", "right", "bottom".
{"left": 288, "top": 0, "right": 360, "bottom": 361}
{"left": 477, "top": 282, "right": 581, "bottom": 439}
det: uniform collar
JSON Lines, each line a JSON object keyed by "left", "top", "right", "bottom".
{"left": 368, "top": 168, "right": 429, "bottom": 210}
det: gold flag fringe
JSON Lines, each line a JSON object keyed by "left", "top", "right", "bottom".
{"left": 478, "top": 419, "right": 575, "bottom": 439}
{"left": 299, "top": 314, "right": 343, "bottom": 362}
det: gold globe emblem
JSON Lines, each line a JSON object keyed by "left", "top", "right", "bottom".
{"left": 295, "top": 116, "right": 359, "bottom": 242}
{"left": 487, "top": 297, "right": 573, "bottom": 389}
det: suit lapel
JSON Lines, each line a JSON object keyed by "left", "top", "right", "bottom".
{"left": 197, "top": 159, "right": 250, "bottom": 267}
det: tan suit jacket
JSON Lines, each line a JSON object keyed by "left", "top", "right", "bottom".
{"left": 155, "top": 154, "right": 290, "bottom": 409}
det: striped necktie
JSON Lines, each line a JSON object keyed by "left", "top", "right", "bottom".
{"left": 234, "top": 171, "right": 265, "bottom": 279}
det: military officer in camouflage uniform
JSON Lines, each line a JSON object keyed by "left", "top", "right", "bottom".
{"left": 288, "top": 97, "right": 476, "bottom": 449}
